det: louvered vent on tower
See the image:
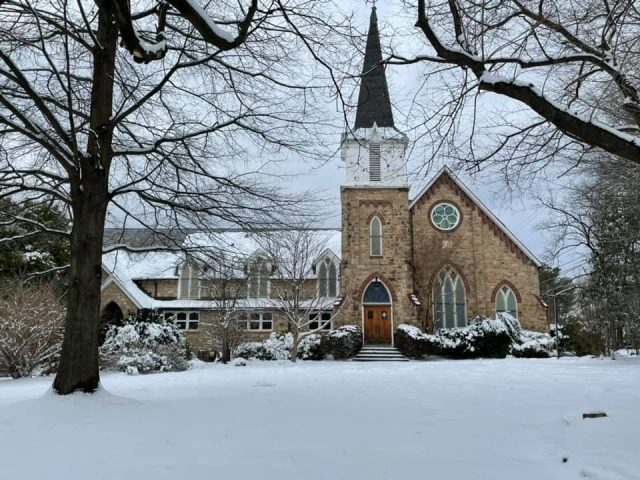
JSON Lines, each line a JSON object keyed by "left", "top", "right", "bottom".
{"left": 369, "top": 142, "right": 381, "bottom": 181}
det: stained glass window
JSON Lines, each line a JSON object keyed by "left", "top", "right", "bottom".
{"left": 433, "top": 267, "right": 466, "bottom": 329}
{"left": 496, "top": 285, "right": 518, "bottom": 319}
{"left": 431, "top": 203, "right": 460, "bottom": 231}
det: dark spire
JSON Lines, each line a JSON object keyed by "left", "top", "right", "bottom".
{"left": 354, "top": 7, "right": 394, "bottom": 129}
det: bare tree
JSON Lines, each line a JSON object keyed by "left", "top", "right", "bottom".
{"left": 201, "top": 257, "right": 248, "bottom": 364}
{"left": 0, "top": 0, "right": 351, "bottom": 393}
{"left": 393, "top": 0, "right": 640, "bottom": 169}
{"left": 0, "top": 280, "right": 65, "bottom": 378}
{"left": 256, "top": 229, "right": 345, "bottom": 362}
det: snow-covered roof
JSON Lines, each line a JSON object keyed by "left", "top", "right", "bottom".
{"left": 101, "top": 229, "right": 343, "bottom": 309}
{"left": 103, "top": 250, "right": 181, "bottom": 280}
{"left": 409, "top": 167, "right": 542, "bottom": 267}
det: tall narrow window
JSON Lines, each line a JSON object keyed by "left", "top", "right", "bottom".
{"left": 369, "top": 142, "right": 381, "bottom": 181}
{"left": 433, "top": 267, "right": 466, "bottom": 329}
{"left": 370, "top": 216, "right": 382, "bottom": 256}
{"left": 179, "top": 262, "right": 200, "bottom": 299}
{"left": 248, "top": 258, "right": 270, "bottom": 298}
{"left": 328, "top": 261, "right": 337, "bottom": 297}
{"left": 496, "top": 285, "right": 518, "bottom": 319}
{"left": 317, "top": 258, "right": 338, "bottom": 297}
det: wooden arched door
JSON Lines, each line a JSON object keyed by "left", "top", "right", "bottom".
{"left": 363, "top": 306, "right": 391, "bottom": 343}
{"left": 362, "top": 280, "right": 392, "bottom": 344}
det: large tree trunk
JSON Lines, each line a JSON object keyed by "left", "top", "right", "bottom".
{"left": 52, "top": 189, "right": 109, "bottom": 393}
{"left": 53, "top": 1, "right": 117, "bottom": 394}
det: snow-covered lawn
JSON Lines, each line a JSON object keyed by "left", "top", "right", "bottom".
{"left": 1, "top": 357, "right": 639, "bottom": 480}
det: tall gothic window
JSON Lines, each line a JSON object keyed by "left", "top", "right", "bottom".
{"left": 369, "top": 142, "right": 381, "bottom": 181}
{"left": 318, "top": 258, "right": 338, "bottom": 297}
{"left": 370, "top": 216, "right": 382, "bottom": 256}
{"left": 496, "top": 285, "right": 518, "bottom": 319}
{"left": 178, "top": 262, "right": 200, "bottom": 299}
{"left": 433, "top": 267, "right": 466, "bottom": 329}
{"left": 248, "top": 257, "right": 270, "bottom": 298}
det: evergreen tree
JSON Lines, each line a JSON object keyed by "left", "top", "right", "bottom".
{"left": 0, "top": 199, "right": 70, "bottom": 283}
{"left": 587, "top": 187, "right": 640, "bottom": 351}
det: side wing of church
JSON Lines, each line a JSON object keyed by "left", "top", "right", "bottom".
{"left": 335, "top": 7, "right": 547, "bottom": 342}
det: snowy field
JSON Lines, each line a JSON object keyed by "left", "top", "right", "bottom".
{"left": 1, "top": 357, "right": 639, "bottom": 480}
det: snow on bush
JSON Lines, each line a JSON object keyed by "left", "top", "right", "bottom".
{"left": 235, "top": 332, "right": 323, "bottom": 361}
{"left": 319, "top": 325, "right": 362, "bottom": 359}
{"left": 396, "top": 315, "right": 554, "bottom": 359}
{"left": 100, "top": 312, "right": 190, "bottom": 374}
{"left": 0, "top": 282, "right": 65, "bottom": 378}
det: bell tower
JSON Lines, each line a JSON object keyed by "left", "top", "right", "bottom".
{"left": 339, "top": 7, "right": 417, "bottom": 343}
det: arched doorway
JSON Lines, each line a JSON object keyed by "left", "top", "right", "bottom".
{"left": 362, "top": 279, "right": 392, "bottom": 344}
{"left": 100, "top": 301, "right": 124, "bottom": 345}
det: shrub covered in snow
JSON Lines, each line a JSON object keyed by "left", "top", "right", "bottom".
{"left": 437, "top": 316, "right": 512, "bottom": 358}
{"left": 236, "top": 332, "right": 293, "bottom": 360}
{"left": 0, "top": 281, "right": 65, "bottom": 378}
{"left": 319, "top": 325, "right": 362, "bottom": 359}
{"left": 395, "top": 315, "right": 555, "bottom": 359}
{"left": 298, "top": 334, "right": 324, "bottom": 360}
{"left": 235, "top": 332, "right": 324, "bottom": 361}
{"left": 510, "top": 331, "right": 555, "bottom": 358}
{"left": 394, "top": 325, "right": 441, "bottom": 358}
{"left": 100, "top": 311, "right": 190, "bottom": 374}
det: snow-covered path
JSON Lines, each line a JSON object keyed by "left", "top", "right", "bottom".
{"left": 1, "top": 357, "right": 638, "bottom": 480}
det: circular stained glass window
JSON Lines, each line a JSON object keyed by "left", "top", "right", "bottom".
{"left": 431, "top": 203, "right": 460, "bottom": 231}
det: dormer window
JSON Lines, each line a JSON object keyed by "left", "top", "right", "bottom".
{"left": 318, "top": 258, "right": 338, "bottom": 297}
{"left": 248, "top": 257, "right": 270, "bottom": 298}
{"left": 370, "top": 216, "right": 382, "bottom": 256}
{"left": 369, "top": 142, "right": 381, "bottom": 181}
{"left": 178, "top": 262, "right": 200, "bottom": 299}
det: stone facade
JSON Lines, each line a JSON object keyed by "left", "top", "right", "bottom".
{"left": 99, "top": 276, "right": 331, "bottom": 352}
{"left": 337, "top": 186, "right": 418, "bottom": 333}
{"left": 101, "top": 281, "right": 139, "bottom": 317}
{"left": 410, "top": 172, "right": 547, "bottom": 332}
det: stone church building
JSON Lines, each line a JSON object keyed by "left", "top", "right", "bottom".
{"left": 100, "top": 7, "right": 547, "bottom": 350}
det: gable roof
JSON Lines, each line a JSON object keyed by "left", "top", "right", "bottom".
{"left": 409, "top": 167, "right": 542, "bottom": 267}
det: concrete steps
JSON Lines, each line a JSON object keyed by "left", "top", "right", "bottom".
{"left": 353, "top": 345, "right": 408, "bottom": 362}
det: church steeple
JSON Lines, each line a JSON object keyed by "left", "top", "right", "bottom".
{"left": 354, "top": 7, "right": 394, "bottom": 129}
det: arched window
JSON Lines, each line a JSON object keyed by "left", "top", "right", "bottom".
{"left": 370, "top": 216, "right": 382, "bottom": 256}
{"left": 496, "top": 285, "right": 518, "bottom": 319}
{"left": 248, "top": 257, "right": 270, "bottom": 298}
{"left": 433, "top": 267, "right": 466, "bottom": 329}
{"left": 363, "top": 280, "right": 391, "bottom": 304}
{"left": 318, "top": 258, "right": 338, "bottom": 297}
{"left": 179, "top": 262, "right": 200, "bottom": 299}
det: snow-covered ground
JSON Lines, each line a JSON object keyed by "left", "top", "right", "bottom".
{"left": 1, "top": 357, "right": 639, "bottom": 480}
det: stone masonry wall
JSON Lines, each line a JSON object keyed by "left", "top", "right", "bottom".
{"left": 337, "top": 186, "right": 418, "bottom": 334}
{"left": 136, "top": 279, "right": 178, "bottom": 299}
{"left": 410, "top": 173, "right": 547, "bottom": 332}
{"left": 101, "top": 281, "right": 138, "bottom": 317}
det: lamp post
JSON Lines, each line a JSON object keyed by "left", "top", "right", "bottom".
{"left": 551, "top": 285, "right": 576, "bottom": 359}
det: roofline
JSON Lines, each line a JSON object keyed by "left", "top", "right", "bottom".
{"left": 101, "top": 275, "right": 145, "bottom": 310}
{"left": 409, "top": 166, "right": 542, "bottom": 268}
